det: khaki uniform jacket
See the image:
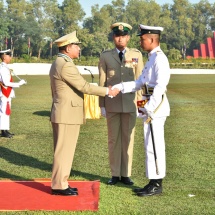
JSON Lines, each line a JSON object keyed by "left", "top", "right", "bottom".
{"left": 49, "top": 55, "right": 107, "bottom": 124}
{"left": 98, "top": 47, "right": 143, "bottom": 112}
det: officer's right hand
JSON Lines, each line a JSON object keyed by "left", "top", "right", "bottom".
{"left": 19, "top": 79, "right": 27, "bottom": 85}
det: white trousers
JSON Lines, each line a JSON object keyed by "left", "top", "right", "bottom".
{"left": 143, "top": 116, "right": 167, "bottom": 179}
{"left": 0, "top": 97, "right": 11, "bottom": 130}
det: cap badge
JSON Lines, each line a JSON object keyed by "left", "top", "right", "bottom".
{"left": 118, "top": 25, "right": 124, "bottom": 30}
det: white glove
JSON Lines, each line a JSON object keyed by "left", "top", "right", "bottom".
{"left": 19, "top": 79, "right": 27, "bottom": 86}
{"left": 111, "top": 83, "right": 123, "bottom": 91}
{"left": 138, "top": 108, "right": 154, "bottom": 119}
{"left": 100, "top": 107, "right": 106, "bottom": 117}
{"left": 147, "top": 111, "right": 154, "bottom": 119}
{"left": 137, "top": 107, "right": 146, "bottom": 118}
{"left": 139, "top": 107, "right": 147, "bottom": 114}
{"left": 136, "top": 108, "right": 144, "bottom": 118}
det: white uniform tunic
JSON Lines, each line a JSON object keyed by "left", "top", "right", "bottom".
{"left": 0, "top": 62, "right": 20, "bottom": 130}
{"left": 121, "top": 46, "right": 171, "bottom": 179}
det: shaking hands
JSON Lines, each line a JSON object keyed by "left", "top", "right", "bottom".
{"left": 108, "top": 86, "right": 120, "bottom": 97}
{"left": 107, "top": 83, "right": 124, "bottom": 98}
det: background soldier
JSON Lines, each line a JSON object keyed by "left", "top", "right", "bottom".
{"left": 98, "top": 22, "right": 144, "bottom": 185}
{"left": 0, "top": 49, "right": 26, "bottom": 138}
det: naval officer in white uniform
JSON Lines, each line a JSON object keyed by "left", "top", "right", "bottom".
{"left": 112, "top": 24, "right": 171, "bottom": 196}
{"left": 0, "top": 49, "right": 26, "bottom": 138}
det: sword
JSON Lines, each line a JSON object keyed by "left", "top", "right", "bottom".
{"left": 145, "top": 83, "right": 159, "bottom": 175}
{"left": 10, "top": 69, "right": 27, "bottom": 84}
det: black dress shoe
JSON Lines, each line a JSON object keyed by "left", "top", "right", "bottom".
{"left": 1, "top": 130, "right": 13, "bottom": 138}
{"left": 68, "top": 186, "right": 78, "bottom": 192}
{"left": 107, "top": 176, "right": 120, "bottom": 185}
{"left": 136, "top": 179, "right": 162, "bottom": 197}
{"left": 121, "top": 177, "right": 134, "bottom": 185}
{"left": 52, "top": 187, "right": 78, "bottom": 196}
{"left": 133, "top": 187, "right": 145, "bottom": 193}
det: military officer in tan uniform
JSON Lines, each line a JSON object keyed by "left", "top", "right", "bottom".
{"left": 49, "top": 31, "right": 119, "bottom": 196}
{"left": 98, "top": 22, "right": 144, "bottom": 185}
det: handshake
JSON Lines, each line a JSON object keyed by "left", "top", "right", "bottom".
{"left": 107, "top": 83, "right": 123, "bottom": 98}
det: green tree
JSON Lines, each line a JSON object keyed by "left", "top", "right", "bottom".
{"left": 169, "top": 0, "right": 195, "bottom": 52}
{"left": 0, "top": 0, "right": 9, "bottom": 50}
{"left": 58, "top": 0, "right": 85, "bottom": 35}
{"left": 6, "top": 0, "right": 29, "bottom": 55}
{"left": 29, "top": 0, "right": 61, "bottom": 58}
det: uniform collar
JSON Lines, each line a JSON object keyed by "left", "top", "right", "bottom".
{"left": 116, "top": 48, "right": 126, "bottom": 54}
{"left": 57, "top": 53, "right": 73, "bottom": 62}
{"left": 0, "top": 62, "right": 8, "bottom": 67}
{"left": 148, "top": 46, "right": 161, "bottom": 57}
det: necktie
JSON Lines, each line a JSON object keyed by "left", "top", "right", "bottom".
{"left": 119, "top": 51, "right": 123, "bottom": 62}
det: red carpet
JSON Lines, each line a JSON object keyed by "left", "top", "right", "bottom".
{"left": 0, "top": 179, "right": 100, "bottom": 211}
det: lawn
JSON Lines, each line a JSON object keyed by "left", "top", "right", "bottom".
{"left": 0, "top": 74, "right": 215, "bottom": 214}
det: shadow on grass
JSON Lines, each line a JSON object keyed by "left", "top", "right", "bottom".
{"left": 0, "top": 146, "right": 52, "bottom": 173}
{"left": 33, "top": 110, "right": 50, "bottom": 117}
{"left": 0, "top": 169, "right": 29, "bottom": 180}
{"left": 0, "top": 147, "right": 137, "bottom": 189}
{"left": 71, "top": 170, "right": 139, "bottom": 189}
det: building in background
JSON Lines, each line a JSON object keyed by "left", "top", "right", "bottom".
{"left": 193, "top": 32, "right": 215, "bottom": 59}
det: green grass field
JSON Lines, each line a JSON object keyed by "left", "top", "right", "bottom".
{"left": 0, "top": 74, "right": 215, "bottom": 214}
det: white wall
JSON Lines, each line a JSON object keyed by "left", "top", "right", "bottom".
{"left": 8, "top": 63, "right": 215, "bottom": 75}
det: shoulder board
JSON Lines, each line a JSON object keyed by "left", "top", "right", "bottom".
{"left": 156, "top": 50, "right": 163, "bottom": 55}
{"left": 129, "top": 48, "right": 141, "bottom": 53}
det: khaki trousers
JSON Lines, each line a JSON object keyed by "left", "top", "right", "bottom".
{"left": 51, "top": 123, "right": 80, "bottom": 189}
{"left": 106, "top": 112, "right": 136, "bottom": 177}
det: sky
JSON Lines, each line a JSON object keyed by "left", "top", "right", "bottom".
{"left": 58, "top": 0, "right": 214, "bottom": 18}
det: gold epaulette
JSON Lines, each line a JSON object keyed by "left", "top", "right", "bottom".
{"left": 130, "top": 48, "right": 141, "bottom": 53}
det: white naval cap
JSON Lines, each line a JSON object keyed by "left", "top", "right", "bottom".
{"left": 0, "top": 49, "right": 11, "bottom": 55}
{"left": 137, "top": 24, "right": 164, "bottom": 36}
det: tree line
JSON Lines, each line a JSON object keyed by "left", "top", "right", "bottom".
{"left": 0, "top": 0, "right": 214, "bottom": 60}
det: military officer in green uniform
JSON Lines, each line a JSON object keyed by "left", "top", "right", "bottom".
{"left": 98, "top": 22, "right": 144, "bottom": 185}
